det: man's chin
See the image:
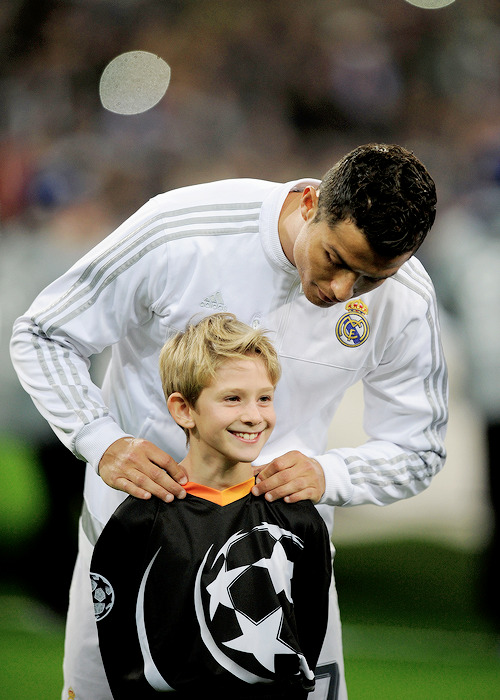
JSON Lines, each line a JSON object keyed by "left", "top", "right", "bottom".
{"left": 303, "top": 287, "right": 338, "bottom": 308}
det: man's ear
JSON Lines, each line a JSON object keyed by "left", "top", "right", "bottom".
{"left": 300, "top": 186, "right": 319, "bottom": 222}
{"left": 167, "top": 392, "right": 196, "bottom": 430}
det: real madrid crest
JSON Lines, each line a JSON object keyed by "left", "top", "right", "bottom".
{"left": 335, "top": 299, "right": 370, "bottom": 348}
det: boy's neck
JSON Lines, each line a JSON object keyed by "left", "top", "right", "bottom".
{"left": 180, "top": 453, "right": 253, "bottom": 491}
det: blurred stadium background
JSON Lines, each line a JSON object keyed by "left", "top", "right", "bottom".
{"left": 1, "top": 0, "right": 499, "bottom": 697}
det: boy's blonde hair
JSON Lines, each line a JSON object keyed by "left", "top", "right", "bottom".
{"left": 159, "top": 313, "right": 281, "bottom": 436}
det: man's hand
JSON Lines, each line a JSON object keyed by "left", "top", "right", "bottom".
{"left": 98, "top": 437, "right": 188, "bottom": 502}
{"left": 251, "top": 450, "right": 325, "bottom": 504}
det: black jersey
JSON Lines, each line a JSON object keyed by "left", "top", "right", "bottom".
{"left": 90, "top": 480, "right": 331, "bottom": 699}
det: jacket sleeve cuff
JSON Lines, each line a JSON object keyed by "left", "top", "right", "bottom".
{"left": 315, "top": 451, "right": 353, "bottom": 507}
{"left": 74, "top": 418, "right": 134, "bottom": 473}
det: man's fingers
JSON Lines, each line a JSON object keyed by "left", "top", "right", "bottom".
{"left": 252, "top": 456, "right": 288, "bottom": 483}
{"left": 252, "top": 463, "right": 266, "bottom": 478}
{"left": 252, "top": 475, "right": 314, "bottom": 502}
{"left": 251, "top": 452, "right": 325, "bottom": 503}
{"left": 113, "top": 469, "right": 180, "bottom": 502}
{"left": 251, "top": 454, "right": 301, "bottom": 493}
{"left": 145, "top": 443, "right": 188, "bottom": 486}
{"left": 99, "top": 437, "right": 187, "bottom": 502}
{"left": 113, "top": 477, "right": 154, "bottom": 501}
{"left": 251, "top": 469, "right": 288, "bottom": 496}
{"left": 129, "top": 463, "right": 187, "bottom": 501}
{"left": 104, "top": 464, "right": 187, "bottom": 502}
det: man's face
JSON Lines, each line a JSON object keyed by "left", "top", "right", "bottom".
{"left": 292, "top": 207, "right": 412, "bottom": 308}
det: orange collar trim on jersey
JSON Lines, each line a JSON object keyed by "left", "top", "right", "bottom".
{"left": 184, "top": 477, "right": 255, "bottom": 505}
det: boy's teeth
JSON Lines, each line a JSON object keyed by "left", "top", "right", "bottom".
{"left": 234, "top": 432, "right": 258, "bottom": 440}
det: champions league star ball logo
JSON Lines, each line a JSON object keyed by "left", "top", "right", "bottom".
{"left": 90, "top": 571, "right": 115, "bottom": 621}
{"left": 119, "top": 522, "right": 315, "bottom": 692}
{"left": 194, "top": 522, "right": 313, "bottom": 684}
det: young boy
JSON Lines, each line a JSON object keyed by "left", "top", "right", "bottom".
{"left": 90, "top": 313, "right": 332, "bottom": 699}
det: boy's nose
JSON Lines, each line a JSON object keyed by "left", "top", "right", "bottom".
{"left": 241, "top": 403, "right": 263, "bottom": 424}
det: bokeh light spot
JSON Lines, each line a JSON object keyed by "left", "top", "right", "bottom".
{"left": 99, "top": 51, "right": 171, "bottom": 115}
{"left": 404, "top": 0, "right": 455, "bottom": 8}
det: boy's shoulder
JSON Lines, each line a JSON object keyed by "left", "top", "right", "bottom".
{"left": 96, "top": 491, "right": 328, "bottom": 559}
{"left": 248, "top": 493, "right": 329, "bottom": 536}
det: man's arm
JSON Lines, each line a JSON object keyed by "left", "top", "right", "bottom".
{"left": 9, "top": 199, "right": 187, "bottom": 501}
{"left": 10, "top": 317, "right": 188, "bottom": 502}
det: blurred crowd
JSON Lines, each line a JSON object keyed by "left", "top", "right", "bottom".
{"left": 1, "top": 0, "right": 500, "bottom": 628}
{"left": 1, "top": 0, "right": 499, "bottom": 221}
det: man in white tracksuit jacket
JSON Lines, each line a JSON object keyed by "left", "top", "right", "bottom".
{"left": 10, "top": 144, "right": 448, "bottom": 700}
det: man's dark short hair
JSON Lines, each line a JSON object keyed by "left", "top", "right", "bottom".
{"left": 316, "top": 144, "right": 437, "bottom": 257}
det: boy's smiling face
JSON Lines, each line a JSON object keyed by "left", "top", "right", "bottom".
{"left": 187, "top": 355, "right": 276, "bottom": 474}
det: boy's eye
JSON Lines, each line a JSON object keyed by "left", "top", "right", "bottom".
{"left": 225, "top": 396, "right": 240, "bottom": 402}
{"left": 259, "top": 395, "right": 272, "bottom": 403}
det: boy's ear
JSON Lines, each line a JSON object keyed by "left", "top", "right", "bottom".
{"left": 167, "top": 392, "right": 196, "bottom": 430}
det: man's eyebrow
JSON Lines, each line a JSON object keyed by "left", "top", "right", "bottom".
{"left": 326, "top": 245, "right": 394, "bottom": 281}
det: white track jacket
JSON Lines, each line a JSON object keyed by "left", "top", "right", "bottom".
{"left": 10, "top": 178, "right": 448, "bottom": 540}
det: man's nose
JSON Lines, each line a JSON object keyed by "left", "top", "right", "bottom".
{"left": 329, "top": 270, "right": 358, "bottom": 302}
